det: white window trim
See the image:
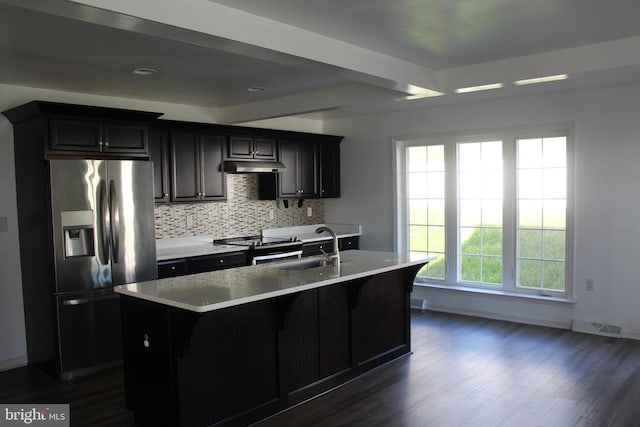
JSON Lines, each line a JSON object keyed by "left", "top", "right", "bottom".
{"left": 394, "top": 124, "right": 575, "bottom": 300}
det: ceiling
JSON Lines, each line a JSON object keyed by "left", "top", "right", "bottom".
{"left": 1, "top": 0, "right": 640, "bottom": 123}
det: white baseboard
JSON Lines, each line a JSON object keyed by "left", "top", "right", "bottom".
{"left": 0, "top": 356, "right": 28, "bottom": 372}
{"left": 424, "top": 304, "right": 572, "bottom": 330}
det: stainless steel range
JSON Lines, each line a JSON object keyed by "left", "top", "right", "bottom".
{"left": 214, "top": 235, "right": 303, "bottom": 264}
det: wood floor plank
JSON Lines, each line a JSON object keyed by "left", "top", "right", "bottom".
{"left": 1, "top": 310, "right": 639, "bottom": 427}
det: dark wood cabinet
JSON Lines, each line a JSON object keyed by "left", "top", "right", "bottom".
{"left": 2, "top": 101, "right": 160, "bottom": 159}
{"left": 157, "top": 259, "right": 188, "bottom": 279}
{"left": 259, "top": 140, "right": 318, "bottom": 199}
{"left": 157, "top": 251, "right": 248, "bottom": 278}
{"left": 302, "top": 237, "right": 359, "bottom": 257}
{"left": 339, "top": 236, "right": 359, "bottom": 251}
{"left": 319, "top": 142, "right": 340, "bottom": 198}
{"left": 170, "top": 132, "right": 226, "bottom": 202}
{"left": 149, "top": 130, "right": 170, "bottom": 203}
{"left": 301, "top": 240, "right": 334, "bottom": 257}
{"left": 189, "top": 252, "right": 247, "bottom": 274}
{"left": 228, "top": 136, "right": 276, "bottom": 160}
{"left": 119, "top": 262, "right": 423, "bottom": 427}
{"left": 49, "top": 118, "right": 150, "bottom": 156}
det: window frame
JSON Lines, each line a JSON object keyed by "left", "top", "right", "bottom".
{"left": 395, "top": 125, "right": 574, "bottom": 299}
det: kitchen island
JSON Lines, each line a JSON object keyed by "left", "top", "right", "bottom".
{"left": 115, "top": 250, "right": 432, "bottom": 427}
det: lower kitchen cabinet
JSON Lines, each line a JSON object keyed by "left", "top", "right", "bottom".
{"left": 157, "top": 252, "right": 248, "bottom": 278}
{"left": 189, "top": 252, "right": 247, "bottom": 274}
{"left": 157, "top": 259, "right": 188, "bottom": 279}
{"left": 302, "top": 236, "right": 359, "bottom": 257}
{"left": 120, "top": 264, "right": 419, "bottom": 426}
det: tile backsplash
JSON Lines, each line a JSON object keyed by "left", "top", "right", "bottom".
{"left": 154, "top": 174, "right": 324, "bottom": 239}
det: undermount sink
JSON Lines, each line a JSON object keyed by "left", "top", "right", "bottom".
{"left": 275, "top": 258, "right": 333, "bottom": 271}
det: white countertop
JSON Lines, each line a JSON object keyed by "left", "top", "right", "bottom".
{"left": 262, "top": 223, "right": 362, "bottom": 243}
{"left": 115, "top": 250, "right": 434, "bottom": 313}
{"left": 156, "top": 236, "right": 245, "bottom": 261}
{"left": 156, "top": 224, "right": 362, "bottom": 261}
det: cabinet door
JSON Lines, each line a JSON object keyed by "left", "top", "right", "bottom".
{"left": 170, "top": 133, "right": 201, "bottom": 202}
{"left": 253, "top": 138, "right": 276, "bottom": 160}
{"left": 200, "top": 135, "right": 226, "bottom": 201}
{"left": 298, "top": 142, "right": 318, "bottom": 197}
{"left": 49, "top": 118, "right": 101, "bottom": 152}
{"left": 319, "top": 142, "right": 340, "bottom": 198}
{"left": 149, "top": 131, "right": 170, "bottom": 203}
{"left": 101, "top": 122, "right": 148, "bottom": 155}
{"left": 228, "top": 136, "right": 254, "bottom": 159}
{"left": 277, "top": 141, "right": 299, "bottom": 197}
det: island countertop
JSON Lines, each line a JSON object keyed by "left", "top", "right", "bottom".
{"left": 114, "top": 250, "right": 434, "bottom": 313}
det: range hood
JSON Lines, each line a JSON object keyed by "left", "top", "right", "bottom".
{"left": 223, "top": 160, "right": 286, "bottom": 173}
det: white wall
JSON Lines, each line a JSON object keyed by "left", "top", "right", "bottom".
{"left": 324, "top": 83, "right": 640, "bottom": 339}
{"left": 0, "top": 83, "right": 323, "bottom": 368}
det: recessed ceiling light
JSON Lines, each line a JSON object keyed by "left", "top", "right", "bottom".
{"left": 514, "top": 74, "right": 569, "bottom": 86}
{"left": 247, "top": 86, "right": 265, "bottom": 92}
{"left": 132, "top": 67, "right": 158, "bottom": 76}
{"left": 455, "top": 83, "right": 503, "bottom": 94}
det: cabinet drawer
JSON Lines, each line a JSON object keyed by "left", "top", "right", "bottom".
{"left": 157, "top": 259, "right": 188, "bottom": 278}
{"left": 189, "top": 252, "right": 248, "bottom": 273}
{"left": 301, "top": 241, "right": 334, "bottom": 257}
{"left": 339, "top": 236, "right": 359, "bottom": 251}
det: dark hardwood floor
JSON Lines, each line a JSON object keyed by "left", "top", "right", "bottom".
{"left": 2, "top": 310, "right": 639, "bottom": 426}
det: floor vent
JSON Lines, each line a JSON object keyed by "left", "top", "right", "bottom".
{"left": 572, "top": 319, "right": 622, "bottom": 338}
{"left": 410, "top": 298, "right": 427, "bottom": 310}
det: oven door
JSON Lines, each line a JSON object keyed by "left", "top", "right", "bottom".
{"left": 252, "top": 250, "right": 303, "bottom": 265}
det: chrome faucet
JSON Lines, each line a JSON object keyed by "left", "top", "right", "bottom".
{"left": 315, "top": 226, "right": 340, "bottom": 267}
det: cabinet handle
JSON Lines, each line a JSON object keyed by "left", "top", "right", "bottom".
{"left": 219, "top": 259, "right": 224, "bottom": 263}
{"left": 171, "top": 266, "right": 176, "bottom": 270}
{"left": 163, "top": 193, "right": 168, "bottom": 198}
{"left": 104, "top": 141, "right": 110, "bottom": 147}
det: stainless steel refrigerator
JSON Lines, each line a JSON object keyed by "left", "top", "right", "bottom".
{"left": 48, "top": 159, "right": 156, "bottom": 378}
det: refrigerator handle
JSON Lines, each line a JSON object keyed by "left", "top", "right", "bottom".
{"left": 109, "top": 180, "right": 121, "bottom": 264}
{"left": 99, "top": 180, "right": 110, "bottom": 264}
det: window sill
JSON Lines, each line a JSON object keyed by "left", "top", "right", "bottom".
{"left": 414, "top": 282, "right": 575, "bottom": 304}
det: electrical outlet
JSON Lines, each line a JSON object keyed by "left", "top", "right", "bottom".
{"left": 0, "top": 216, "right": 7, "bottom": 232}
{"left": 186, "top": 214, "right": 194, "bottom": 228}
{"left": 586, "top": 278, "right": 595, "bottom": 291}
{"left": 307, "top": 207, "right": 313, "bottom": 217}
{"left": 268, "top": 209, "right": 274, "bottom": 220}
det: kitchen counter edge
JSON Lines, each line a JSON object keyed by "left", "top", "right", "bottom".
{"left": 115, "top": 251, "right": 434, "bottom": 313}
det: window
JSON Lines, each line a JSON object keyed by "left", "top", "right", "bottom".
{"left": 406, "top": 145, "right": 445, "bottom": 279}
{"left": 397, "top": 128, "right": 572, "bottom": 297}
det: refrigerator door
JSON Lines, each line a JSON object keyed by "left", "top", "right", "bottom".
{"left": 50, "top": 160, "right": 111, "bottom": 293}
{"left": 107, "top": 160, "right": 157, "bottom": 284}
{"left": 50, "top": 160, "right": 157, "bottom": 294}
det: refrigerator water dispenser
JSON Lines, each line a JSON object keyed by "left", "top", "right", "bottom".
{"left": 61, "top": 210, "right": 95, "bottom": 258}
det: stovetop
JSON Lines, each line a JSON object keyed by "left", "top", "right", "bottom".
{"left": 214, "top": 235, "right": 301, "bottom": 250}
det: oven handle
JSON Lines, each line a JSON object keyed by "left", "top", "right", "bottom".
{"left": 252, "top": 250, "right": 303, "bottom": 265}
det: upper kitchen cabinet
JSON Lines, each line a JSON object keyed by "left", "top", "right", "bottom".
{"left": 149, "top": 130, "right": 170, "bottom": 203}
{"left": 281, "top": 140, "right": 318, "bottom": 199}
{"left": 2, "top": 101, "right": 161, "bottom": 158}
{"left": 260, "top": 140, "right": 318, "bottom": 199}
{"left": 227, "top": 136, "right": 276, "bottom": 161}
{"left": 170, "top": 131, "right": 226, "bottom": 202}
{"left": 319, "top": 142, "right": 340, "bottom": 198}
{"left": 259, "top": 133, "right": 343, "bottom": 200}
